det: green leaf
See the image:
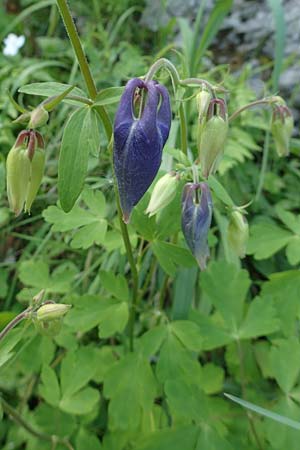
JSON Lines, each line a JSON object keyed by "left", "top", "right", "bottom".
{"left": 208, "top": 175, "right": 234, "bottom": 207}
{"left": 19, "top": 81, "right": 86, "bottom": 104}
{"left": 60, "top": 386, "right": 100, "bottom": 415}
{"left": 71, "top": 221, "right": 107, "bottom": 249}
{"left": 189, "top": 310, "right": 232, "bottom": 350}
{"left": 33, "top": 403, "right": 76, "bottom": 438}
{"left": 200, "top": 363, "right": 224, "bottom": 395}
{"left": 81, "top": 189, "right": 106, "bottom": 217}
{"left": 0, "top": 269, "right": 8, "bottom": 298}
{"left": 104, "top": 353, "right": 157, "bottom": 431}
{"left": 171, "top": 321, "right": 203, "bottom": 352}
{"left": 43, "top": 205, "right": 96, "bottom": 232}
{"left": 39, "top": 364, "right": 60, "bottom": 407}
{"left": 58, "top": 107, "right": 97, "bottom": 212}
{"left": 138, "top": 325, "right": 168, "bottom": 358}
{"left": 76, "top": 428, "right": 102, "bottom": 450}
{"left": 200, "top": 261, "right": 250, "bottom": 331}
{"left": 238, "top": 296, "right": 280, "bottom": 339}
{"left": 172, "top": 268, "right": 198, "bottom": 320}
{"left": 247, "top": 221, "right": 292, "bottom": 259}
{"left": 275, "top": 205, "right": 300, "bottom": 235}
{"left": 152, "top": 241, "right": 195, "bottom": 276}
{"left": 225, "top": 393, "right": 300, "bottom": 431}
{"left": 60, "top": 347, "right": 98, "bottom": 398}
{"left": 98, "top": 301, "right": 129, "bottom": 338}
{"left": 99, "top": 271, "right": 129, "bottom": 301}
{"left": 136, "top": 425, "right": 198, "bottom": 450}
{"left": 269, "top": 337, "right": 300, "bottom": 394}
{"left": 94, "top": 86, "right": 124, "bottom": 106}
{"left": 286, "top": 236, "right": 300, "bottom": 265}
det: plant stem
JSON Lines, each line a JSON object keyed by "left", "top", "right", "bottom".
{"left": 0, "top": 308, "right": 32, "bottom": 342}
{"left": 229, "top": 97, "right": 278, "bottom": 122}
{"left": 1, "top": 397, "right": 74, "bottom": 450}
{"left": 55, "top": 0, "right": 112, "bottom": 139}
{"left": 114, "top": 186, "right": 138, "bottom": 352}
{"left": 255, "top": 117, "right": 272, "bottom": 202}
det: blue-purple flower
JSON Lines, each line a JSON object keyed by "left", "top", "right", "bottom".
{"left": 181, "top": 182, "right": 213, "bottom": 270}
{"left": 114, "top": 78, "right": 171, "bottom": 223}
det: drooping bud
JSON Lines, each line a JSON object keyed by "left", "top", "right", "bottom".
{"left": 6, "top": 130, "right": 31, "bottom": 216}
{"left": 34, "top": 302, "right": 71, "bottom": 337}
{"left": 197, "top": 98, "right": 228, "bottom": 178}
{"left": 271, "top": 105, "right": 294, "bottom": 157}
{"left": 25, "top": 132, "right": 45, "bottom": 213}
{"left": 114, "top": 78, "right": 171, "bottom": 223}
{"left": 146, "top": 172, "right": 179, "bottom": 217}
{"left": 181, "top": 182, "right": 213, "bottom": 270}
{"left": 6, "top": 130, "right": 45, "bottom": 215}
{"left": 36, "top": 302, "right": 71, "bottom": 321}
{"left": 227, "top": 210, "right": 249, "bottom": 258}
{"left": 28, "top": 106, "right": 49, "bottom": 129}
{"left": 196, "top": 89, "right": 211, "bottom": 123}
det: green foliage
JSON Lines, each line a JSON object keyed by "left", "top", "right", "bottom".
{"left": 1, "top": 0, "right": 299, "bottom": 449}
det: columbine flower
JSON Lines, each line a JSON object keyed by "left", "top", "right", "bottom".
{"left": 181, "top": 182, "right": 213, "bottom": 270}
{"left": 3, "top": 33, "right": 25, "bottom": 56}
{"left": 113, "top": 78, "right": 171, "bottom": 223}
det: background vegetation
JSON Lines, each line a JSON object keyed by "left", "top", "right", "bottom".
{"left": 1, "top": 0, "right": 300, "bottom": 449}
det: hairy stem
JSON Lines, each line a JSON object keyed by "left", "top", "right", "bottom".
{"left": 0, "top": 308, "right": 32, "bottom": 342}
{"left": 55, "top": 0, "right": 112, "bottom": 138}
{"left": 229, "top": 97, "right": 278, "bottom": 122}
{"left": 1, "top": 397, "right": 74, "bottom": 450}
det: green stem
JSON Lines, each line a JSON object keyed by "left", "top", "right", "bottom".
{"left": 179, "top": 103, "right": 188, "bottom": 155}
{"left": 229, "top": 97, "right": 278, "bottom": 122}
{"left": 114, "top": 186, "right": 138, "bottom": 352}
{"left": 255, "top": 116, "right": 273, "bottom": 202}
{"left": 1, "top": 397, "right": 74, "bottom": 450}
{"left": 55, "top": 0, "right": 112, "bottom": 139}
{"left": 0, "top": 308, "right": 32, "bottom": 342}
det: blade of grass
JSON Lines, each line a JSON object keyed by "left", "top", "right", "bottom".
{"left": 267, "top": 0, "right": 286, "bottom": 92}
{"left": 225, "top": 393, "right": 300, "bottom": 431}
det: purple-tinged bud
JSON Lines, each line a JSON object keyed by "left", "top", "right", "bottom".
{"left": 227, "top": 210, "right": 249, "bottom": 258}
{"left": 181, "top": 182, "right": 213, "bottom": 270}
{"left": 114, "top": 78, "right": 171, "bottom": 223}
{"left": 271, "top": 105, "right": 293, "bottom": 157}
{"left": 197, "top": 98, "right": 228, "bottom": 178}
{"left": 28, "top": 105, "right": 49, "bottom": 129}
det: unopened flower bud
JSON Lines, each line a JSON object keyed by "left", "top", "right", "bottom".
{"left": 6, "top": 130, "right": 46, "bottom": 215}
{"left": 36, "top": 303, "right": 71, "bottom": 321}
{"left": 114, "top": 78, "right": 171, "bottom": 223}
{"left": 29, "top": 106, "right": 49, "bottom": 129}
{"left": 197, "top": 98, "right": 228, "bottom": 178}
{"left": 227, "top": 210, "right": 249, "bottom": 258}
{"left": 196, "top": 89, "right": 211, "bottom": 123}
{"left": 181, "top": 182, "right": 213, "bottom": 270}
{"left": 146, "top": 172, "right": 179, "bottom": 217}
{"left": 271, "top": 105, "right": 293, "bottom": 157}
{"left": 6, "top": 131, "right": 31, "bottom": 216}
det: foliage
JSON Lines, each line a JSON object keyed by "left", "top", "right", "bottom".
{"left": 1, "top": 1, "right": 300, "bottom": 450}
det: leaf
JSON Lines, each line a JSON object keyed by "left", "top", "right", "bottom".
{"left": 200, "top": 261, "right": 250, "bottom": 331}
{"left": 136, "top": 425, "right": 198, "bottom": 450}
{"left": 43, "top": 205, "right": 96, "bottom": 232}
{"left": 104, "top": 353, "right": 157, "bottom": 431}
{"left": 172, "top": 268, "right": 198, "bottom": 320}
{"left": 208, "top": 175, "right": 234, "bottom": 207}
{"left": 269, "top": 337, "right": 300, "bottom": 394}
{"left": 200, "top": 363, "right": 224, "bottom": 395}
{"left": 247, "top": 221, "right": 292, "bottom": 259}
{"left": 238, "top": 296, "right": 280, "bottom": 339}
{"left": 98, "top": 301, "right": 129, "bottom": 338}
{"left": 18, "top": 81, "right": 86, "bottom": 103}
{"left": 58, "top": 107, "right": 99, "bottom": 212}
{"left": 33, "top": 403, "right": 76, "bottom": 438}
{"left": 286, "top": 236, "right": 300, "bottom": 265}
{"left": 60, "top": 347, "right": 98, "bottom": 398}
{"left": 76, "top": 428, "right": 102, "bottom": 450}
{"left": 152, "top": 241, "right": 195, "bottom": 276}
{"left": 170, "top": 321, "right": 203, "bottom": 352}
{"left": 189, "top": 310, "right": 232, "bottom": 350}
{"left": 39, "top": 364, "right": 60, "bottom": 407}
{"left": 275, "top": 205, "right": 300, "bottom": 235}
{"left": 94, "top": 86, "right": 124, "bottom": 106}
{"left": 60, "top": 387, "right": 100, "bottom": 415}
{"left": 99, "top": 271, "right": 129, "bottom": 302}
{"left": 225, "top": 393, "right": 300, "bottom": 431}
{"left": 138, "top": 325, "right": 168, "bottom": 358}
{"left": 71, "top": 221, "right": 107, "bottom": 249}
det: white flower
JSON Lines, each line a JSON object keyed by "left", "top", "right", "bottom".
{"left": 3, "top": 33, "right": 25, "bottom": 56}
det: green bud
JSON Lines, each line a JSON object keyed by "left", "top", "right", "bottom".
{"left": 36, "top": 303, "right": 71, "bottom": 321}
{"left": 29, "top": 106, "right": 49, "bottom": 129}
{"left": 271, "top": 105, "right": 293, "bottom": 157}
{"left": 196, "top": 90, "right": 211, "bottom": 123}
{"left": 6, "top": 131, "right": 31, "bottom": 216}
{"left": 146, "top": 172, "right": 179, "bottom": 217}
{"left": 227, "top": 211, "right": 249, "bottom": 258}
{"left": 25, "top": 148, "right": 46, "bottom": 213}
{"left": 197, "top": 98, "right": 228, "bottom": 178}
{"left": 13, "top": 112, "right": 31, "bottom": 125}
